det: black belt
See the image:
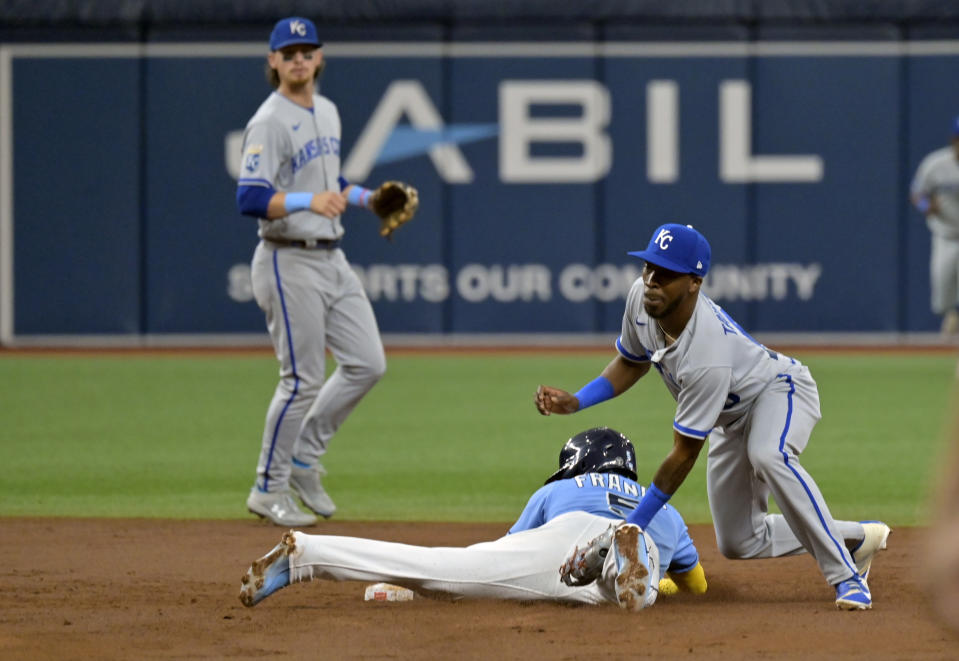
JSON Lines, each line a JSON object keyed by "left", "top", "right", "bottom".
{"left": 266, "top": 237, "right": 341, "bottom": 250}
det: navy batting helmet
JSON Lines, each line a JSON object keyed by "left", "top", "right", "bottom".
{"left": 544, "top": 427, "right": 638, "bottom": 485}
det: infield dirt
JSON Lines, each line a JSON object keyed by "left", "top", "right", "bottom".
{"left": 1, "top": 518, "right": 956, "bottom": 660}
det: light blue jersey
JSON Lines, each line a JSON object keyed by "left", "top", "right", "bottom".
{"left": 509, "top": 474, "right": 699, "bottom": 575}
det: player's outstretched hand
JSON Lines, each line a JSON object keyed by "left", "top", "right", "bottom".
{"left": 535, "top": 385, "right": 579, "bottom": 416}
{"left": 310, "top": 191, "right": 348, "bottom": 218}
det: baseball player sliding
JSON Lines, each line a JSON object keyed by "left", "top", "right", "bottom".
{"left": 236, "top": 17, "right": 418, "bottom": 527}
{"left": 910, "top": 115, "right": 959, "bottom": 336}
{"left": 239, "top": 427, "right": 707, "bottom": 611}
{"left": 536, "top": 224, "right": 890, "bottom": 611}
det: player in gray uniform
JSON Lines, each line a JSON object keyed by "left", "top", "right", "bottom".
{"left": 911, "top": 115, "right": 959, "bottom": 336}
{"left": 536, "top": 224, "right": 890, "bottom": 610}
{"left": 236, "top": 17, "right": 393, "bottom": 526}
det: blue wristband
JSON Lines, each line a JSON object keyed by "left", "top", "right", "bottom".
{"left": 916, "top": 196, "right": 930, "bottom": 214}
{"left": 626, "top": 483, "right": 671, "bottom": 529}
{"left": 573, "top": 376, "right": 615, "bottom": 410}
{"left": 347, "top": 186, "right": 373, "bottom": 208}
{"left": 284, "top": 192, "right": 313, "bottom": 213}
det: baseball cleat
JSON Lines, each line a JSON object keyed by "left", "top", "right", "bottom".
{"left": 247, "top": 488, "right": 318, "bottom": 527}
{"left": 941, "top": 309, "right": 959, "bottom": 336}
{"left": 658, "top": 576, "right": 680, "bottom": 596}
{"left": 612, "top": 524, "right": 651, "bottom": 612}
{"left": 290, "top": 463, "right": 336, "bottom": 518}
{"left": 851, "top": 521, "right": 891, "bottom": 582}
{"left": 835, "top": 577, "right": 872, "bottom": 610}
{"left": 239, "top": 530, "right": 297, "bottom": 607}
{"left": 560, "top": 524, "right": 615, "bottom": 587}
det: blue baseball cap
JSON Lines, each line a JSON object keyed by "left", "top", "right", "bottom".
{"left": 269, "top": 17, "right": 321, "bottom": 51}
{"left": 952, "top": 115, "right": 959, "bottom": 137}
{"left": 628, "top": 223, "right": 711, "bottom": 277}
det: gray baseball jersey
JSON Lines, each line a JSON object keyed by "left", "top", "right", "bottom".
{"left": 911, "top": 146, "right": 959, "bottom": 240}
{"left": 240, "top": 92, "right": 344, "bottom": 240}
{"left": 240, "top": 89, "right": 387, "bottom": 502}
{"left": 617, "top": 278, "right": 803, "bottom": 439}
{"left": 616, "top": 278, "right": 864, "bottom": 585}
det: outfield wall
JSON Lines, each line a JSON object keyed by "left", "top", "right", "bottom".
{"left": 2, "top": 16, "right": 959, "bottom": 345}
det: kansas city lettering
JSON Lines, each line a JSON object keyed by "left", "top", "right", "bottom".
{"left": 292, "top": 136, "right": 341, "bottom": 174}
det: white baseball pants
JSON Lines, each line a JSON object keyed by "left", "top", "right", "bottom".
{"left": 287, "top": 511, "right": 654, "bottom": 606}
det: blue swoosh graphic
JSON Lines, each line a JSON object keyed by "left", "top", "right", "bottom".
{"left": 377, "top": 124, "right": 499, "bottom": 165}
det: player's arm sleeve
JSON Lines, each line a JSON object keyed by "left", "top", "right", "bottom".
{"left": 508, "top": 486, "right": 549, "bottom": 534}
{"left": 673, "top": 367, "right": 732, "bottom": 440}
{"left": 664, "top": 504, "right": 700, "bottom": 573}
{"left": 236, "top": 121, "right": 286, "bottom": 217}
{"left": 237, "top": 183, "right": 277, "bottom": 218}
{"left": 338, "top": 172, "right": 375, "bottom": 208}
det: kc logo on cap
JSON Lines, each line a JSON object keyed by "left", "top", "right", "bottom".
{"left": 653, "top": 228, "right": 675, "bottom": 251}
{"left": 289, "top": 20, "right": 307, "bottom": 36}
{"left": 628, "top": 223, "right": 712, "bottom": 277}
{"left": 269, "top": 16, "right": 322, "bottom": 51}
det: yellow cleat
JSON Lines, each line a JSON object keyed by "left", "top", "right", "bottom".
{"left": 658, "top": 577, "right": 679, "bottom": 596}
{"left": 660, "top": 562, "right": 708, "bottom": 596}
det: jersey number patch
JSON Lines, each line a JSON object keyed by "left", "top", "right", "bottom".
{"left": 607, "top": 493, "right": 640, "bottom": 518}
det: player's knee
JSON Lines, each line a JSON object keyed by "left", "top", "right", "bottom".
{"left": 715, "top": 534, "right": 761, "bottom": 559}
{"left": 279, "top": 373, "right": 316, "bottom": 394}
{"left": 715, "top": 537, "right": 743, "bottom": 559}
{"left": 346, "top": 354, "right": 386, "bottom": 384}
{"left": 747, "top": 447, "right": 783, "bottom": 481}
{"left": 365, "top": 353, "right": 387, "bottom": 381}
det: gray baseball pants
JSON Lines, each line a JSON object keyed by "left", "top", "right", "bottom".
{"left": 251, "top": 241, "right": 386, "bottom": 492}
{"left": 706, "top": 368, "right": 863, "bottom": 586}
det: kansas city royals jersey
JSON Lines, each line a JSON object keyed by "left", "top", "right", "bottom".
{"left": 239, "top": 92, "right": 343, "bottom": 240}
{"left": 617, "top": 278, "right": 803, "bottom": 439}
{"left": 509, "top": 474, "right": 699, "bottom": 574}
{"left": 911, "top": 146, "right": 959, "bottom": 239}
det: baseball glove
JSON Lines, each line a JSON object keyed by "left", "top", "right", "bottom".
{"left": 370, "top": 181, "right": 419, "bottom": 239}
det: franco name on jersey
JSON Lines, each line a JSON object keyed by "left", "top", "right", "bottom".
{"left": 570, "top": 472, "right": 647, "bottom": 499}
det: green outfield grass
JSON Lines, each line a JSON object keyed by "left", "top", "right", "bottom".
{"left": 0, "top": 351, "right": 955, "bottom": 525}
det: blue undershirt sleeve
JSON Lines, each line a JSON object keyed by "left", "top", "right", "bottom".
{"left": 626, "top": 483, "right": 671, "bottom": 529}
{"left": 237, "top": 184, "right": 276, "bottom": 218}
{"left": 574, "top": 376, "right": 615, "bottom": 410}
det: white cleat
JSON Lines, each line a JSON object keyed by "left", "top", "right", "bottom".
{"left": 852, "top": 521, "right": 891, "bottom": 582}
{"left": 290, "top": 464, "right": 336, "bottom": 518}
{"left": 247, "top": 488, "right": 318, "bottom": 527}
